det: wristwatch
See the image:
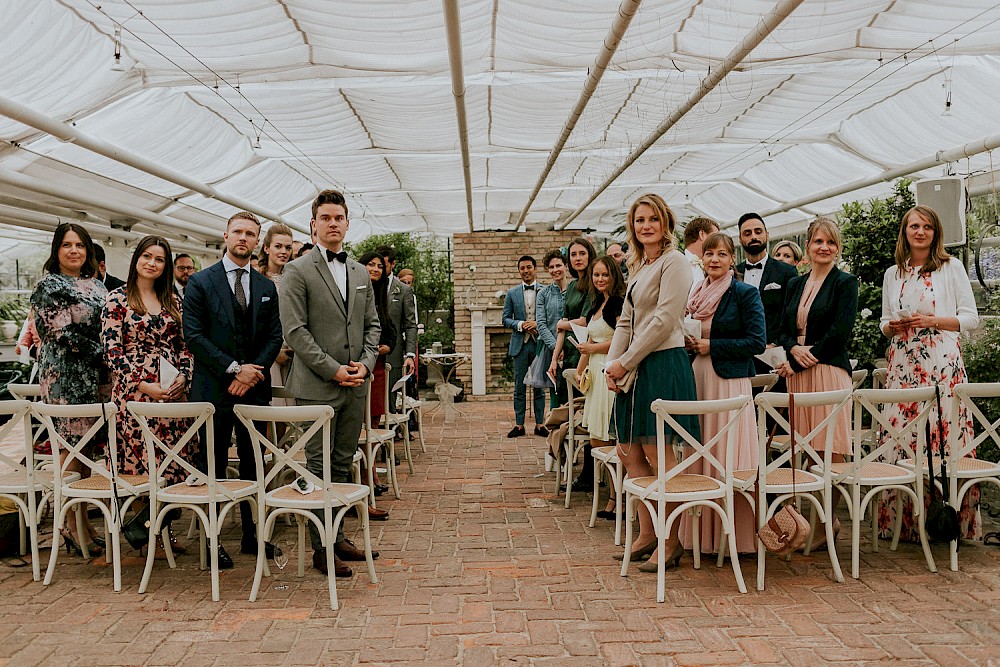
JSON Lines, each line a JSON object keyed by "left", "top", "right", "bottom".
{"left": 232, "top": 363, "right": 242, "bottom": 375}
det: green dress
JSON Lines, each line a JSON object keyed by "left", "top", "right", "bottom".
{"left": 561, "top": 279, "right": 593, "bottom": 371}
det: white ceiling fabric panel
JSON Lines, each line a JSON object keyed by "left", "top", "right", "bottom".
{"left": 1, "top": 0, "right": 999, "bottom": 249}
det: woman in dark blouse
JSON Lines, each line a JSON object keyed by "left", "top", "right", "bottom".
{"left": 31, "top": 223, "right": 109, "bottom": 556}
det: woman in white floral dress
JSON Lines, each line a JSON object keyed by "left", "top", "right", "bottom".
{"left": 877, "top": 205, "right": 981, "bottom": 542}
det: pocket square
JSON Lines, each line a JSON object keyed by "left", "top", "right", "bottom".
{"left": 763, "top": 282, "right": 782, "bottom": 291}
{"left": 261, "top": 296, "right": 271, "bottom": 302}
{"left": 356, "top": 285, "right": 367, "bottom": 290}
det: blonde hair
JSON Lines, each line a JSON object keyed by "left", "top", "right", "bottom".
{"left": 895, "top": 205, "right": 952, "bottom": 277}
{"left": 805, "top": 217, "right": 842, "bottom": 259}
{"left": 772, "top": 239, "right": 803, "bottom": 263}
{"left": 624, "top": 193, "right": 676, "bottom": 274}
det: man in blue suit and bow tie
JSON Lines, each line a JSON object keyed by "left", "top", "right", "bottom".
{"left": 184, "top": 211, "right": 283, "bottom": 568}
{"left": 502, "top": 256, "right": 548, "bottom": 438}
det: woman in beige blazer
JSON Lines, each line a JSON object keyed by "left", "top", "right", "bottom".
{"left": 605, "top": 194, "right": 699, "bottom": 570}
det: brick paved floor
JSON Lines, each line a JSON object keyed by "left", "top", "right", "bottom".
{"left": 2, "top": 399, "right": 1000, "bottom": 666}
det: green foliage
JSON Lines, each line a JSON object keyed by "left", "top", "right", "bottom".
{"left": 839, "top": 179, "right": 915, "bottom": 369}
{"left": 0, "top": 294, "right": 29, "bottom": 322}
{"left": 961, "top": 318, "right": 1000, "bottom": 463}
{"left": 346, "top": 232, "right": 454, "bottom": 331}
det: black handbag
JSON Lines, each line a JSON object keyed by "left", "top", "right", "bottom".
{"left": 121, "top": 503, "right": 151, "bottom": 551}
{"left": 924, "top": 385, "right": 960, "bottom": 543}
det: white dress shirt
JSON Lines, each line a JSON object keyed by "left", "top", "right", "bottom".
{"left": 222, "top": 254, "right": 251, "bottom": 301}
{"left": 743, "top": 254, "right": 769, "bottom": 289}
{"left": 318, "top": 243, "right": 348, "bottom": 301}
{"left": 518, "top": 282, "right": 538, "bottom": 333}
{"left": 684, "top": 248, "right": 705, "bottom": 296}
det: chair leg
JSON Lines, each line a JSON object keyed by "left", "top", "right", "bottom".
{"left": 250, "top": 510, "right": 276, "bottom": 602}
{"left": 416, "top": 410, "right": 427, "bottom": 453}
{"left": 402, "top": 422, "right": 414, "bottom": 474}
{"left": 803, "top": 499, "right": 818, "bottom": 556}
{"left": 825, "top": 494, "right": 844, "bottom": 583}
{"left": 360, "top": 502, "right": 378, "bottom": 583}
{"left": 851, "top": 486, "right": 861, "bottom": 579}
{"left": 691, "top": 508, "right": 701, "bottom": 570}
{"left": 298, "top": 516, "right": 307, "bottom": 577}
{"left": 139, "top": 511, "right": 162, "bottom": 595}
{"left": 619, "top": 494, "right": 635, "bottom": 578}
{"left": 43, "top": 503, "right": 68, "bottom": 586}
{"left": 725, "top": 508, "right": 747, "bottom": 594}
{"left": 613, "top": 463, "right": 623, "bottom": 547}
{"left": 949, "top": 478, "right": 961, "bottom": 572}
{"left": 589, "top": 460, "right": 600, "bottom": 528}
{"left": 914, "top": 496, "right": 937, "bottom": 574}
{"left": 388, "top": 441, "right": 401, "bottom": 500}
{"left": 889, "top": 490, "right": 902, "bottom": 551}
{"left": 26, "top": 494, "right": 41, "bottom": 582}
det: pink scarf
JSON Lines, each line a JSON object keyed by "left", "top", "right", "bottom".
{"left": 687, "top": 271, "right": 733, "bottom": 321}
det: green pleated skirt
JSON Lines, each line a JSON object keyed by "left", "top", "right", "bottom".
{"left": 614, "top": 347, "right": 700, "bottom": 444}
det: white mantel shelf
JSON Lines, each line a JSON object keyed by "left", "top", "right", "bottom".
{"left": 466, "top": 305, "right": 507, "bottom": 395}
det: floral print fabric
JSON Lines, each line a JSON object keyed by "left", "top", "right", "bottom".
{"left": 30, "top": 273, "right": 109, "bottom": 453}
{"left": 102, "top": 289, "right": 197, "bottom": 484}
{"left": 877, "top": 266, "right": 981, "bottom": 541}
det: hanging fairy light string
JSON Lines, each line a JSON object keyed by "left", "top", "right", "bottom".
{"left": 83, "top": 0, "right": 390, "bottom": 232}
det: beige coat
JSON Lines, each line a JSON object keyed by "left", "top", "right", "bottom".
{"left": 607, "top": 249, "right": 691, "bottom": 371}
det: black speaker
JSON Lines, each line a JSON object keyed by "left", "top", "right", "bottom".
{"left": 915, "top": 177, "right": 966, "bottom": 247}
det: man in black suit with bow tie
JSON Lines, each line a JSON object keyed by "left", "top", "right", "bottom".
{"left": 735, "top": 213, "right": 798, "bottom": 374}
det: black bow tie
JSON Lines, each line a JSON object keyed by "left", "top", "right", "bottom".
{"left": 746, "top": 262, "right": 763, "bottom": 271}
{"left": 326, "top": 249, "right": 348, "bottom": 263}
{"left": 523, "top": 284, "right": 535, "bottom": 290}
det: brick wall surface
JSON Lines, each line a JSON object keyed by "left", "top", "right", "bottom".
{"left": 452, "top": 231, "right": 583, "bottom": 394}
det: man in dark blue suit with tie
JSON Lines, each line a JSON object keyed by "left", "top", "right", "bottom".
{"left": 502, "top": 256, "right": 548, "bottom": 438}
{"left": 184, "top": 211, "right": 283, "bottom": 567}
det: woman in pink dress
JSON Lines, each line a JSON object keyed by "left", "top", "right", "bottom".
{"left": 680, "top": 233, "right": 766, "bottom": 557}
{"left": 776, "top": 218, "right": 858, "bottom": 547}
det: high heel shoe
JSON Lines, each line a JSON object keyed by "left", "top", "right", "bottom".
{"left": 614, "top": 539, "right": 657, "bottom": 562}
{"left": 59, "top": 528, "right": 81, "bottom": 556}
{"left": 638, "top": 543, "right": 685, "bottom": 572}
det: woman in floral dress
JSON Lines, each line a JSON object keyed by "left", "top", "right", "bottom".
{"left": 102, "top": 236, "right": 194, "bottom": 551}
{"left": 31, "top": 223, "right": 109, "bottom": 555}
{"left": 877, "top": 205, "right": 981, "bottom": 542}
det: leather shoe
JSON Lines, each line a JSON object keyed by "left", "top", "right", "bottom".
{"left": 240, "top": 538, "right": 282, "bottom": 559}
{"left": 534, "top": 425, "right": 549, "bottom": 437}
{"left": 312, "top": 548, "right": 352, "bottom": 577}
{"left": 570, "top": 477, "right": 592, "bottom": 493}
{"left": 334, "top": 537, "right": 378, "bottom": 561}
{"left": 216, "top": 546, "right": 234, "bottom": 570}
{"left": 349, "top": 504, "right": 390, "bottom": 521}
{"left": 506, "top": 426, "right": 526, "bottom": 438}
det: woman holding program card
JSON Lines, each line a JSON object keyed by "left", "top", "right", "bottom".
{"left": 102, "top": 236, "right": 195, "bottom": 553}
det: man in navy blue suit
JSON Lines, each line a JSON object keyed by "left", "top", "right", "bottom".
{"left": 184, "top": 211, "right": 283, "bottom": 567}
{"left": 502, "top": 255, "right": 548, "bottom": 438}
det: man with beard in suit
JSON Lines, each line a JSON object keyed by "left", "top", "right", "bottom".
{"left": 734, "top": 212, "right": 798, "bottom": 375}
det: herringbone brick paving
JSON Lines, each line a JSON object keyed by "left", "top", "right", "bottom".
{"left": 1, "top": 400, "right": 999, "bottom": 666}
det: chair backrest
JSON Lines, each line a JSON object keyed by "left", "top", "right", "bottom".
{"left": 382, "top": 362, "right": 393, "bottom": 427}
{"left": 851, "top": 369, "right": 869, "bottom": 390}
{"left": 649, "top": 395, "right": 752, "bottom": 490}
{"left": 31, "top": 402, "right": 122, "bottom": 497}
{"left": 755, "top": 390, "right": 852, "bottom": 478}
{"left": 5, "top": 384, "right": 48, "bottom": 459}
{"left": 852, "top": 387, "right": 936, "bottom": 471}
{"left": 951, "top": 383, "right": 1000, "bottom": 462}
{"left": 750, "top": 374, "right": 778, "bottom": 392}
{"left": 872, "top": 368, "right": 888, "bottom": 389}
{"left": 234, "top": 404, "right": 355, "bottom": 505}
{"left": 561, "top": 368, "right": 587, "bottom": 432}
{"left": 0, "top": 400, "right": 34, "bottom": 479}
{"left": 125, "top": 401, "right": 232, "bottom": 499}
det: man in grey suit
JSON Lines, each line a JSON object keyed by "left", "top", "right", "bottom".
{"left": 280, "top": 189, "right": 382, "bottom": 578}
{"left": 376, "top": 246, "right": 418, "bottom": 394}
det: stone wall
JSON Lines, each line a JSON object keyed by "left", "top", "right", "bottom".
{"left": 452, "top": 231, "right": 582, "bottom": 395}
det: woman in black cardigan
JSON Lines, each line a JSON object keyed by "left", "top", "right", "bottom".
{"left": 775, "top": 217, "right": 858, "bottom": 457}
{"left": 775, "top": 218, "right": 857, "bottom": 547}
{"left": 680, "top": 233, "right": 765, "bottom": 559}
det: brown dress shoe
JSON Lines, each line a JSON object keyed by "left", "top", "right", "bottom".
{"left": 351, "top": 504, "right": 390, "bottom": 521}
{"left": 312, "top": 548, "right": 353, "bottom": 577}
{"left": 334, "top": 537, "right": 378, "bottom": 561}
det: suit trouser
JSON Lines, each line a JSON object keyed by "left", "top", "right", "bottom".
{"left": 512, "top": 343, "right": 545, "bottom": 426}
{"left": 297, "top": 393, "right": 365, "bottom": 550}
{"left": 202, "top": 408, "right": 262, "bottom": 541}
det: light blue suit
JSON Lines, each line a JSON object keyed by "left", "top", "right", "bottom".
{"left": 502, "top": 283, "right": 545, "bottom": 426}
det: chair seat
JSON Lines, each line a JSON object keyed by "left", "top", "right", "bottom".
{"left": 591, "top": 445, "right": 619, "bottom": 463}
{"left": 266, "top": 482, "right": 370, "bottom": 509}
{"left": 160, "top": 479, "right": 257, "bottom": 501}
{"left": 68, "top": 473, "right": 149, "bottom": 492}
{"left": 734, "top": 466, "right": 823, "bottom": 489}
{"left": 816, "top": 461, "right": 913, "bottom": 484}
{"left": 627, "top": 473, "right": 723, "bottom": 495}
{"left": 0, "top": 469, "right": 80, "bottom": 492}
{"left": 358, "top": 429, "right": 395, "bottom": 445}
{"left": 897, "top": 456, "right": 1000, "bottom": 477}
{"left": 383, "top": 412, "right": 408, "bottom": 425}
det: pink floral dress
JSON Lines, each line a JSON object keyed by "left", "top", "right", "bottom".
{"left": 877, "top": 265, "right": 981, "bottom": 541}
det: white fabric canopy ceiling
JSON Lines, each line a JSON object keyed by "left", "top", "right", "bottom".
{"left": 1, "top": 0, "right": 1000, "bottom": 249}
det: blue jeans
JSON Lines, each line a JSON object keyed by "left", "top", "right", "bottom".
{"left": 512, "top": 344, "right": 545, "bottom": 426}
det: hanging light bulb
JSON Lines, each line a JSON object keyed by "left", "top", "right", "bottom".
{"left": 763, "top": 149, "right": 775, "bottom": 163}
{"left": 941, "top": 89, "right": 953, "bottom": 117}
{"left": 111, "top": 25, "right": 125, "bottom": 72}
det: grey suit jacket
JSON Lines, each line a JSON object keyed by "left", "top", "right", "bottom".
{"left": 386, "top": 275, "right": 417, "bottom": 381}
{"left": 279, "top": 247, "right": 381, "bottom": 401}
